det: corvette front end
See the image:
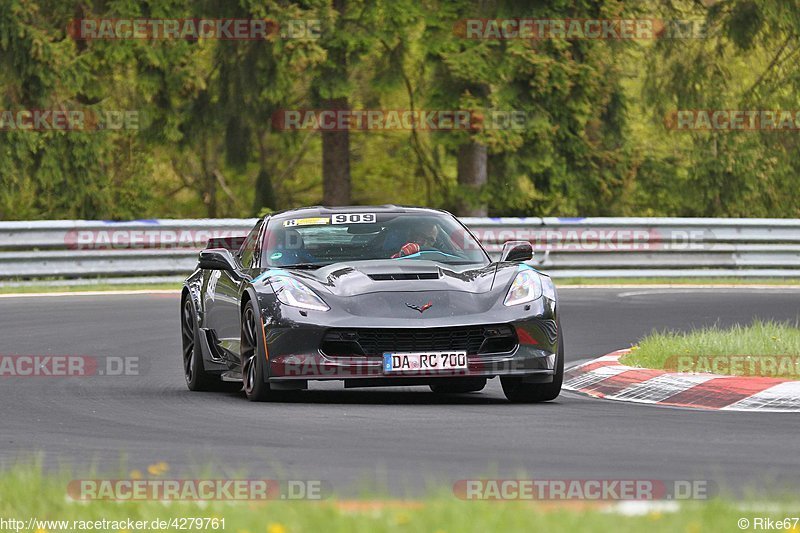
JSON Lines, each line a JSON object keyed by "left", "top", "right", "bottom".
{"left": 251, "top": 261, "right": 559, "bottom": 387}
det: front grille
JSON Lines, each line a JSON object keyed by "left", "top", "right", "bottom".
{"left": 321, "top": 325, "right": 517, "bottom": 358}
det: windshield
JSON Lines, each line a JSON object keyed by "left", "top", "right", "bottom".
{"left": 261, "top": 211, "right": 489, "bottom": 268}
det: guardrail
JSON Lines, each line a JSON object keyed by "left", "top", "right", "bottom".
{"left": 1, "top": 217, "right": 799, "bottom": 281}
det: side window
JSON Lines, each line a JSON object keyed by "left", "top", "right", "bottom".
{"left": 238, "top": 219, "right": 264, "bottom": 269}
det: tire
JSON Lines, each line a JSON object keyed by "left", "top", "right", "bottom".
{"left": 430, "top": 377, "right": 487, "bottom": 394}
{"left": 181, "top": 298, "right": 236, "bottom": 392}
{"left": 501, "top": 320, "right": 564, "bottom": 403}
{"left": 241, "top": 300, "right": 273, "bottom": 402}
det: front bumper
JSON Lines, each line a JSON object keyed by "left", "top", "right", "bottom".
{"left": 264, "top": 316, "right": 558, "bottom": 384}
{"left": 254, "top": 278, "right": 560, "bottom": 386}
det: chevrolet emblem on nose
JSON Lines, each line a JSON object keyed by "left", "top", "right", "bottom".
{"left": 406, "top": 301, "right": 433, "bottom": 313}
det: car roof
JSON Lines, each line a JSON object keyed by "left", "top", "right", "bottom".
{"left": 267, "top": 205, "right": 451, "bottom": 220}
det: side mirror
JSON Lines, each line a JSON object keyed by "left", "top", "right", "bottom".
{"left": 499, "top": 240, "right": 533, "bottom": 262}
{"left": 199, "top": 248, "right": 239, "bottom": 273}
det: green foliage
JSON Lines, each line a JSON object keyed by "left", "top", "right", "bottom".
{"left": 639, "top": 0, "right": 800, "bottom": 217}
{"left": 1, "top": 0, "right": 799, "bottom": 219}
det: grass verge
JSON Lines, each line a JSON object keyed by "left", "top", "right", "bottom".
{"left": 0, "top": 283, "right": 181, "bottom": 294}
{"left": 621, "top": 320, "right": 800, "bottom": 378}
{"left": 0, "top": 464, "right": 797, "bottom": 533}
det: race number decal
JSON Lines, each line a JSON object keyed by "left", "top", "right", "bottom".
{"left": 331, "top": 213, "right": 377, "bottom": 224}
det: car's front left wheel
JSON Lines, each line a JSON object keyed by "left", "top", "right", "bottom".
{"left": 241, "top": 300, "right": 274, "bottom": 402}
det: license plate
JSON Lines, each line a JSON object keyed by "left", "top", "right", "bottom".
{"left": 382, "top": 352, "right": 468, "bottom": 373}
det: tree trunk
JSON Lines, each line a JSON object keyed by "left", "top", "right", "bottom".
{"left": 321, "top": 96, "right": 351, "bottom": 205}
{"left": 253, "top": 132, "right": 275, "bottom": 214}
{"left": 317, "top": 0, "right": 350, "bottom": 206}
{"left": 202, "top": 138, "right": 217, "bottom": 218}
{"left": 456, "top": 141, "right": 487, "bottom": 216}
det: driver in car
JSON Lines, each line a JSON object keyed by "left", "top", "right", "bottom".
{"left": 392, "top": 220, "right": 440, "bottom": 258}
{"left": 267, "top": 228, "right": 316, "bottom": 265}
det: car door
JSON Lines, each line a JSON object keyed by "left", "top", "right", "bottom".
{"left": 206, "top": 219, "right": 264, "bottom": 353}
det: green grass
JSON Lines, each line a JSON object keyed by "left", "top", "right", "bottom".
{"left": 0, "top": 283, "right": 181, "bottom": 294}
{"left": 621, "top": 320, "right": 800, "bottom": 378}
{"left": 1, "top": 463, "right": 798, "bottom": 533}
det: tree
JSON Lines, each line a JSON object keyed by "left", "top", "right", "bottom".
{"left": 641, "top": 0, "right": 800, "bottom": 217}
{"left": 312, "top": 0, "right": 355, "bottom": 206}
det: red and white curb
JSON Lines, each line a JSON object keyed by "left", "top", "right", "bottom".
{"left": 564, "top": 350, "right": 800, "bottom": 412}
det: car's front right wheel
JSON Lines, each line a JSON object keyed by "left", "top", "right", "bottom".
{"left": 501, "top": 320, "right": 564, "bottom": 403}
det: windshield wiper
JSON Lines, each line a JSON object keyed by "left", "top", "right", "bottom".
{"left": 280, "top": 263, "right": 330, "bottom": 270}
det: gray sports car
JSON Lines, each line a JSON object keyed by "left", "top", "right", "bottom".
{"left": 181, "top": 206, "right": 563, "bottom": 402}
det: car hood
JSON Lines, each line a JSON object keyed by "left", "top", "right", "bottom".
{"left": 259, "top": 260, "right": 522, "bottom": 298}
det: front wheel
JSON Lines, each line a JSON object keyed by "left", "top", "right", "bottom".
{"left": 241, "top": 300, "right": 273, "bottom": 402}
{"left": 501, "top": 320, "right": 564, "bottom": 403}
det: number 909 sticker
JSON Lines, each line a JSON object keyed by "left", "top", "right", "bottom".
{"left": 332, "top": 213, "right": 376, "bottom": 224}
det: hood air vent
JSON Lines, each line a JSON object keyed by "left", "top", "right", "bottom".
{"left": 368, "top": 273, "right": 440, "bottom": 281}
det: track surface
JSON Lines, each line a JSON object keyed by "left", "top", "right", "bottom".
{"left": 1, "top": 288, "right": 798, "bottom": 496}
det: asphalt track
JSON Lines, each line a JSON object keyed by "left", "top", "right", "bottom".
{"left": 1, "top": 288, "right": 798, "bottom": 497}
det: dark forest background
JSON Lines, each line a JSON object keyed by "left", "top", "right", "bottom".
{"left": 2, "top": 0, "right": 799, "bottom": 220}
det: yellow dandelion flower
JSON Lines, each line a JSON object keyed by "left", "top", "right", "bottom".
{"left": 267, "top": 524, "right": 287, "bottom": 533}
{"left": 147, "top": 461, "right": 169, "bottom": 476}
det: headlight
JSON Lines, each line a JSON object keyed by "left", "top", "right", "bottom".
{"left": 270, "top": 276, "right": 329, "bottom": 311}
{"left": 503, "top": 269, "right": 543, "bottom": 306}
